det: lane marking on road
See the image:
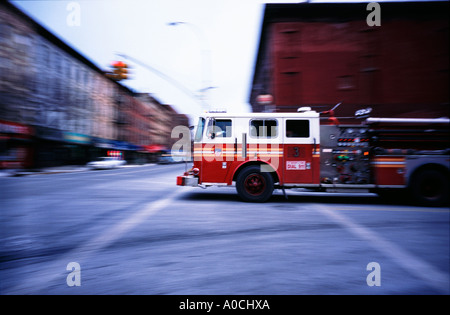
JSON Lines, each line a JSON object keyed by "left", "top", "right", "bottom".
{"left": 88, "top": 167, "right": 158, "bottom": 177}
{"left": 78, "top": 190, "right": 184, "bottom": 253}
{"left": 313, "top": 203, "right": 449, "bottom": 294}
{"left": 332, "top": 207, "right": 450, "bottom": 213}
{"left": 4, "top": 189, "right": 189, "bottom": 294}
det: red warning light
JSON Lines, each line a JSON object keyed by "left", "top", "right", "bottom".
{"left": 107, "top": 150, "right": 123, "bottom": 159}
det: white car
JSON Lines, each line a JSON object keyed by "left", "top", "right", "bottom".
{"left": 87, "top": 157, "right": 126, "bottom": 169}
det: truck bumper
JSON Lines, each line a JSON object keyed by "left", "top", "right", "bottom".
{"left": 176, "top": 175, "right": 199, "bottom": 186}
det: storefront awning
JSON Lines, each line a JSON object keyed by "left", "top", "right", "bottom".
{"left": 143, "top": 144, "right": 168, "bottom": 153}
{"left": 63, "top": 132, "right": 91, "bottom": 145}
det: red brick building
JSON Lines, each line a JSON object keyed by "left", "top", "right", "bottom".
{"left": 250, "top": 2, "right": 449, "bottom": 120}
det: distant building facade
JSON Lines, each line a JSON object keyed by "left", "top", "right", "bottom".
{"left": 136, "top": 93, "right": 173, "bottom": 147}
{"left": 250, "top": 2, "right": 449, "bottom": 121}
{"left": 136, "top": 93, "right": 190, "bottom": 156}
{"left": 0, "top": 2, "right": 187, "bottom": 168}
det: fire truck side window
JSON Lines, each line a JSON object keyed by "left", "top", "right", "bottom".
{"left": 250, "top": 119, "right": 278, "bottom": 138}
{"left": 207, "top": 119, "right": 232, "bottom": 138}
{"left": 286, "top": 120, "right": 310, "bottom": 138}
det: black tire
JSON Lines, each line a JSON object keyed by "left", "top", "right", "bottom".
{"left": 236, "top": 165, "right": 274, "bottom": 202}
{"left": 410, "top": 169, "right": 449, "bottom": 207}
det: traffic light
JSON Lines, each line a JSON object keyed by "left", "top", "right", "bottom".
{"left": 107, "top": 61, "right": 129, "bottom": 81}
{"left": 113, "top": 61, "right": 128, "bottom": 80}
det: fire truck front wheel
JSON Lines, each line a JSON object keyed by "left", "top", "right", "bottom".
{"left": 236, "top": 165, "right": 274, "bottom": 202}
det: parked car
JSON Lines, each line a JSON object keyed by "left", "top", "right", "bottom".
{"left": 158, "top": 150, "right": 190, "bottom": 164}
{"left": 158, "top": 151, "right": 174, "bottom": 164}
{"left": 87, "top": 157, "right": 126, "bottom": 169}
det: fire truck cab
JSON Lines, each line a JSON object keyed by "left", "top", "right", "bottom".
{"left": 177, "top": 108, "right": 449, "bottom": 206}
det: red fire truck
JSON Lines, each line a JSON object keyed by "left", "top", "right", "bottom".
{"left": 176, "top": 107, "right": 449, "bottom": 206}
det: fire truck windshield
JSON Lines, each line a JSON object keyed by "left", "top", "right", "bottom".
{"left": 194, "top": 117, "right": 205, "bottom": 142}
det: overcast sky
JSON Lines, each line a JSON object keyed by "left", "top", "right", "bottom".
{"left": 11, "top": 0, "right": 415, "bottom": 123}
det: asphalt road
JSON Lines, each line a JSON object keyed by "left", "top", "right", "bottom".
{"left": 0, "top": 163, "right": 449, "bottom": 295}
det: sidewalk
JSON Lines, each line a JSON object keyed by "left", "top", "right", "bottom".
{"left": 0, "top": 163, "right": 156, "bottom": 177}
{"left": 0, "top": 163, "right": 154, "bottom": 177}
{"left": 0, "top": 165, "right": 89, "bottom": 177}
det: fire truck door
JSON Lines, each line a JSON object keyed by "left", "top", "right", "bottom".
{"left": 283, "top": 119, "right": 315, "bottom": 184}
{"left": 200, "top": 118, "right": 233, "bottom": 183}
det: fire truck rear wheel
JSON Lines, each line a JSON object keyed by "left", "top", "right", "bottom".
{"left": 410, "top": 169, "right": 449, "bottom": 207}
{"left": 236, "top": 165, "right": 274, "bottom": 202}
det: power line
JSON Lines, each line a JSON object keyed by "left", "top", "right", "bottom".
{"left": 116, "top": 52, "right": 206, "bottom": 110}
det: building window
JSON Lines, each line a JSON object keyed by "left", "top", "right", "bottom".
{"left": 0, "top": 23, "right": 11, "bottom": 44}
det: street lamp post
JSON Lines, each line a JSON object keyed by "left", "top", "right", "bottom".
{"left": 167, "top": 21, "right": 213, "bottom": 111}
